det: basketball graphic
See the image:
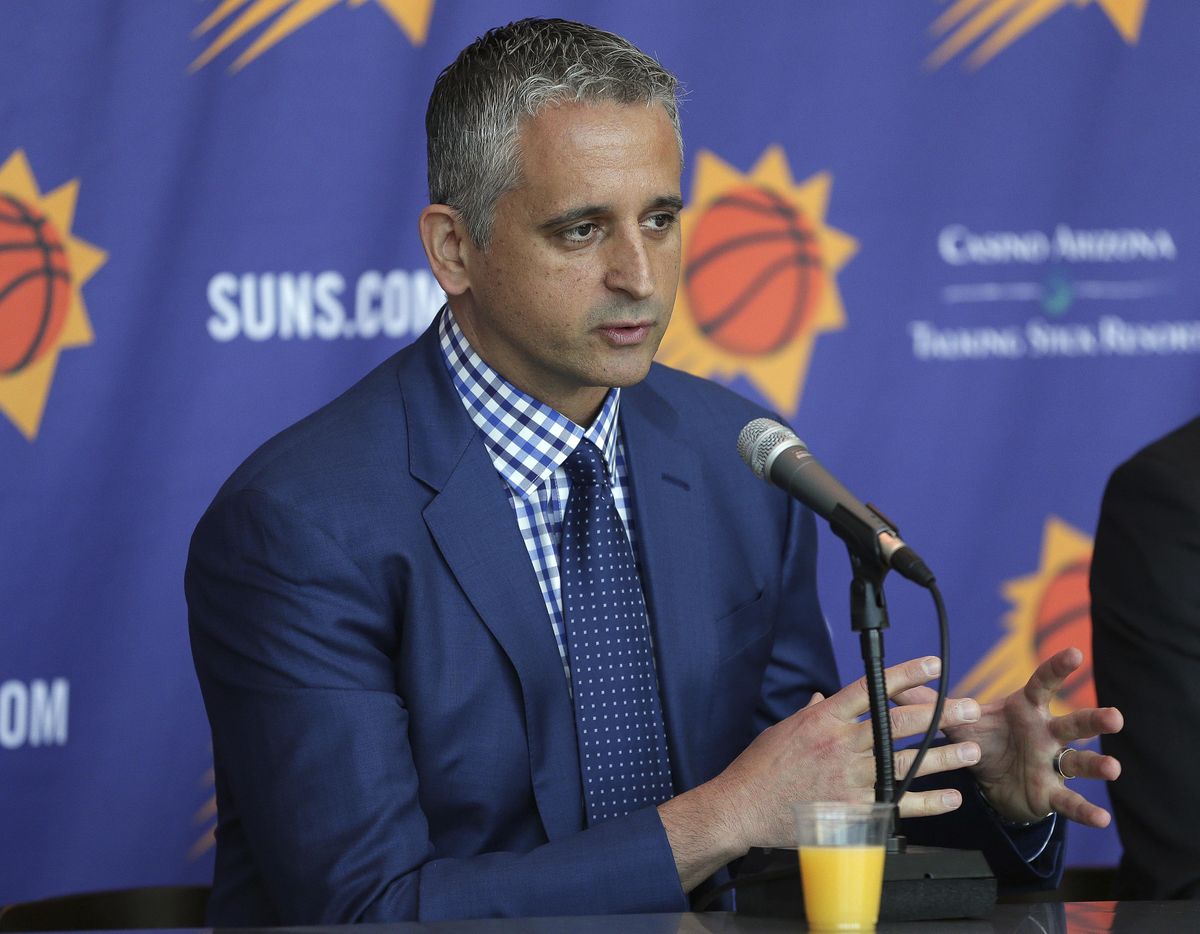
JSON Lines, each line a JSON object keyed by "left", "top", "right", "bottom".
{"left": 655, "top": 147, "right": 857, "bottom": 418}
{"left": 1033, "top": 558, "right": 1097, "bottom": 709}
{"left": 0, "top": 149, "right": 107, "bottom": 441}
{"left": 683, "top": 185, "right": 825, "bottom": 356}
{"left": 0, "top": 193, "right": 72, "bottom": 376}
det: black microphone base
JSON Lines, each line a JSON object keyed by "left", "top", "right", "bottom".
{"left": 734, "top": 844, "right": 996, "bottom": 923}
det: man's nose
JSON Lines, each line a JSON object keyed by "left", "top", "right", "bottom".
{"left": 604, "top": 229, "right": 655, "bottom": 300}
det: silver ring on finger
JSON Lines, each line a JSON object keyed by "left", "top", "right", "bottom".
{"left": 1053, "top": 746, "right": 1079, "bottom": 780}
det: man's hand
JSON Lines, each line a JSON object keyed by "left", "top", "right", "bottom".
{"left": 898, "top": 647, "right": 1123, "bottom": 827}
{"left": 716, "top": 656, "right": 987, "bottom": 850}
{"left": 660, "top": 655, "right": 983, "bottom": 890}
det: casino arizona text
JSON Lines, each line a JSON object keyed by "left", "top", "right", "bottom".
{"left": 938, "top": 223, "right": 1176, "bottom": 266}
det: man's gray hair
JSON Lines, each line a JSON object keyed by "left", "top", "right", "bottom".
{"left": 426, "top": 18, "right": 682, "bottom": 247}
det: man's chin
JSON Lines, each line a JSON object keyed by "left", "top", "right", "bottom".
{"left": 585, "top": 323, "right": 668, "bottom": 388}
{"left": 595, "top": 354, "right": 658, "bottom": 390}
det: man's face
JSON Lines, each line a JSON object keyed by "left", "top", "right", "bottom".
{"left": 455, "top": 100, "right": 683, "bottom": 425}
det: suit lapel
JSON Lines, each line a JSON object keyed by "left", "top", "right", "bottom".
{"left": 397, "top": 326, "right": 585, "bottom": 840}
{"left": 621, "top": 376, "right": 720, "bottom": 794}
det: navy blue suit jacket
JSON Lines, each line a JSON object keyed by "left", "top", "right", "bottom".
{"left": 1092, "top": 416, "right": 1200, "bottom": 899}
{"left": 187, "top": 318, "right": 1061, "bottom": 924}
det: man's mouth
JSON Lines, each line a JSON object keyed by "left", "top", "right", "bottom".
{"left": 597, "top": 321, "right": 654, "bottom": 346}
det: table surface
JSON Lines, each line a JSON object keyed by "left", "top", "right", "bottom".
{"left": 138, "top": 901, "right": 1194, "bottom": 934}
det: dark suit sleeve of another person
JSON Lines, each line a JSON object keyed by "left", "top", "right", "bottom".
{"left": 1091, "top": 417, "right": 1200, "bottom": 900}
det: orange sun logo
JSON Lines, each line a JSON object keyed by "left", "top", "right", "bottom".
{"left": 656, "top": 147, "right": 858, "bottom": 418}
{"left": 927, "top": 0, "right": 1148, "bottom": 71}
{"left": 191, "top": 0, "right": 436, "bottom": 72}
{"left": 954, "top": 516, "right": 1096, "bottom": 714}
{"left": 0, "top": 151, "right": 107, "bottom": 441}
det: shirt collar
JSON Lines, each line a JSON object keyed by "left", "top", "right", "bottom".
{"left": 439, "top": 307, "right": 621, "bottom": 498}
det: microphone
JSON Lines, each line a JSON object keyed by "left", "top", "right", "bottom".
{"left": 737, "top": 418, "right": 934, "bottom": 587}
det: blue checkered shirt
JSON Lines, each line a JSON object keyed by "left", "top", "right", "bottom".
{"left": 439, "top": 309, "right": 641, "bottom": 688}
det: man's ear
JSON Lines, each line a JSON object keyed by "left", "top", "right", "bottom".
{"left": 419, "top": 204, "right": 473, "bottom": 296}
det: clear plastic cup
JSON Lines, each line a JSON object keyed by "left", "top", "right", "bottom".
{"left": 793, "top": 801, "right": 893, "bottom": 931}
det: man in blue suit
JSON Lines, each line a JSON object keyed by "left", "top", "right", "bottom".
{"left": 186, "top": 18, "right": 1123, "bottom": 925}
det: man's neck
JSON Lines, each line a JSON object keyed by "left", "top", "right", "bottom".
{"left": 446, "top": 304, "right": 610, "bottom": 426}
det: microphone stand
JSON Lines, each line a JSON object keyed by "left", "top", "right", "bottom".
{"left": 847, "top": 546, "right": 898, "bottom": 816}
{"left": 838, "top": 507, "right": 996, "bottom": 921}
{"left": 825, "top": 503, "right": 900, "bottom": 813}
{"left": 733, "top": 505, "right": 997, "bottom": 922}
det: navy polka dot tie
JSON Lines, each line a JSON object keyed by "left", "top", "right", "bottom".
{"left": 560, "top": 439, "right": 674, "bottom": 825}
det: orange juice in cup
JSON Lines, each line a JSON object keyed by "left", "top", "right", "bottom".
{"left": 794, "top": 802, "right": 893, "bottom": 931}
{"left": 799, "top": 844, "right": 886, "bottom": 930}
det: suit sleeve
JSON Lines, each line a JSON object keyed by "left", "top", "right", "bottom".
{"left": 1091, "top": 440, "right": 1200, "bottom": 899}
{"left": 897, "top": 770, "right": 1064, "bottom": 891}
{"left": 187, "top": 488, "right": 687, "bottom": 923}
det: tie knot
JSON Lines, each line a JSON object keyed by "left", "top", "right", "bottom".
{"left": 564, "top": 439, "right": 608, "bottom": 487}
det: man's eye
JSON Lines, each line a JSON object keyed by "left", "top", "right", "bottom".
{"left": 562, "top": 223, "right": 599, "bottom": 242}
{"left": 642, "top": 213, "right": 677, "bottom": 232}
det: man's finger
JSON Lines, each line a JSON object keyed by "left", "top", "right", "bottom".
{"left": 825, "top": 657, "right": 940, "bottom": 722}
{"left": 883, "top": 699, "right": 981, "bottom": 746}
{"left": 1051, "top": 748, "right": 1122, "bottom": 783}
{"left": 885, "top": 704, "right": 933, "bottom": 745}
{"left": 892, "top": 685, "right": 937, "bottom": 706}
{"left": 1049, "top": 787, "right": 1112, "bottom": 829}
{"left": 894, "top": 741, "right": 979, "bottom": 780}
{"left": 897, "top": 788, "right": 962, "bottom": 819}
{"left": 1023, "top": 647, "right": 1084, "bottom": 708}
{"left": 886, "top": 657, "right": 941, "bottom": 699}
{"left": 1049, "top": 707, "right": 1125, "bottom": 744}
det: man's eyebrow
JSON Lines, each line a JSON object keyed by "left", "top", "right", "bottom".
{"left": 648, "top": 194, "right": 685, "bottom": 213}
{"left": 537, "top": 204, "right": 609, "bottom": 232}
{"left": 536, "top": 195, "right": 685, "bottom": 233}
